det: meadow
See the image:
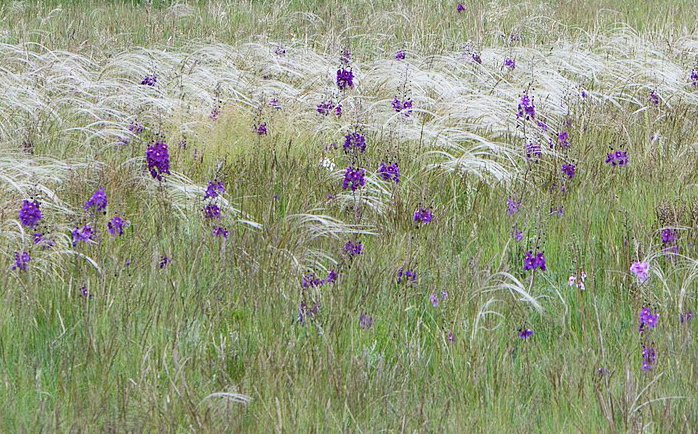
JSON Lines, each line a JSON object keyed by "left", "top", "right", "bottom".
{"left": 1, "top": 0, "right": 698, "bottom": 431}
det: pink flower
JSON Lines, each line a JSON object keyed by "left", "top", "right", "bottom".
{"left": 630, "top": 261, "right": 650, "bottom": 284}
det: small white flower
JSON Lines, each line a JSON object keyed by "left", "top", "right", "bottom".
{"left": 320, "top": 158, "right": 335, "bottom": 171}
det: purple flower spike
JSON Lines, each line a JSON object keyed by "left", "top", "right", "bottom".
{"left": 141, "top": 74, "right": 157, "bottom": 86}
{"left": 107, "top": 216, "right": 127, "bottom": 237}
{"left": 342, "top": 166, "right": 366, "bottom": 191}
{"left": 605, "top": 150, "right": 629, "bottom": 167}
{"left": 84, "top": 188, "right": 108, "bottom": 213}
{"left": 204, "top": 181, "right": 226, "bottom": 200}
{"left": 630, "top": 261, "right": 650, "bottom": 283}
{"left": 344, "top": 240, "right": 363, "bottom": 257}
{"left": 503, "top": 58, "right": 516, "bottom": 70}
{"left": 413, "top": 207, "right": 433, "bottom": 225}
{"left": 395, "top": 50, "right": 406, "bottom": 61}
{"left": 518, "top": 328, "right": 534, "bottom": 339}
{"left": 377, "top": 162, "right": 400, "bottom": 183}
{"left": 343, "top": 132, "right": 367, "bottom": 154}
{"left": 457, "top": 3, "right": 466, "bottom": 13}
{"left": 11, "top": 251, "right": 31, "bottom": 271}
{"left": 336, "top": 68, "right": 354, "bottom": 91}
{"left": 19, "top": 200, "right": 43, "bottom": 229}
{"left": 146, "top": 141, "right": 171, "bottom": 180}
{"left": 561, "top": 164, "right": 576, "bottom": 179}
{"left": 71, "top": 224, "right": 95, "bottom": 247}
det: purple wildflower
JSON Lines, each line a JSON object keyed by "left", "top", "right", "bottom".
{"left": 413, "top": 207, "right": 433, "bottom": 225}
{"left": 507, "top": 198, "right": 520, "bottom": 216}
{"left": 524, "top": 250, "right": 546, "bottom": 272}
{"left": 639, "top": 307, "right": 659, "bottom": 334}
{"left": 359, "top": 313, "right": 374, "bottom": 330}
{"left": 212, "top": 226, "right": 229, "bottom": 239}
{"left": 141, "top": 74, "right": 157, "bottom": 86}
{"left": 302, "top": 273, "right": 323, "bottom": 289}
{"left": 660, "top": 228, "right": 677, "bottom": 246}
{"left": 557, "top": 131, "right": 570, "bottom": 148}
{"left": 255, "top": 123, "right": 268, "bottom": 136}
{"left": 391, "top": 98, "right": 413, "bottom": 115}
{"left": 512, "top": 227, "right": 524, "bottom": 242}
{"left": 605, "top": 150, "right": 629, "bottom": 167}
{"left": 343, "top": 132, "right": 367, "bottom": 154}
{"left": 641, "top": 345, "right": 657, "bottom": 371}
{"left": 269, "top": 98, "right": 282, "bottom": 110}
{"left": 203, "top": 204, "right": 222, "bottom": 220}
{"left": 517, "top": 93, "right": 536, "bottom": 120}
{"left": 395, "top": 50, "right": 406, "bottom": 61}
{"left": 19, "top": 200, "right": 43, "bottom": 229}
{"left": 107, "top": 216, "right": 127, "bottom": 237}
{"left": 80, "top": 285, "right": 91, "bottom": 298}
{"left": 447, "top": 331, "right": 456, "bottom": 343}
{"left": 680, "top": 311, "right": 695, "bottom": 323}
{"left": 537, "top": 120, "right": 549, "bottom": 131}
{"left": 342, "top": 166, "right": 366, "bottom": 191}
{"left": 649, "top": 90, "right": 660, "bottom": 106}
{"left": 503, "top": 57, "right": 516, "bottom": 69}
{"left": 377, "top": 162, "right": 400, "bottom": 183}
{"left": 518, "top": 328, "right": 534, "bottom": 339}
{"left": 274, "top": 46, "right": 286, "bottom": 56}
{"left": 630, "top": 261, "right": 650, "bottom": 283}
{"left": 324, "top": 270, "right": 338, "bottom": 285}
{"left": 336, "top": 68, "right": 354, "bottom": 91}
{"left": 316, "top": 100, "right": 335, "bottom": 116}
{"left": 690, "top": 68, "right": 698, "bottom": 87}
{"left": 340, "top": 49, "right": 352, "bottom": 65}
{"left": 335, "top": 104, "right": 343, "bottom": 117}
{"left": 11, "top": 251, "right": 31, "bottom": 271}
{"left": 525, "top": 142, "right": 541, "bottom": 159}
{"left": 561, "top": 164, "right": 576, "bottom": 179}
{"left": 344, "top": 240, "right": 364, "bottom": 257}
{"left": 71, "top": 224, "right": 95, "bottom": 247}
{"left": 84, "top": 188, "right": 108, "bottom": 213}
{"left": 397, "top": 268, "right": 417, "bottom": 284}
{"left": 457, "top": 3, "right": 466, "bottom": 13}
{"left": 204, "top": 180, "right": 226, "bottom": 200}
{"left": 145, "top": 141, "right": 171, "bottom": 180}
{"left": 33, "top": 232, "right": 55, "bottom": 249}
{"left": 159, "top": 256, "right": 171, "bottom": 269}
{"left": 298, "top": 301, "right": 320, "bottom": 325}
{"left": 471, "top": 52, "right": 482, "bottom": 64}
{"left": 129, "top": 121, "right": 144, "bottom": 135}
{"left": 430, "top": 293, "right": 440, "bottom": 308}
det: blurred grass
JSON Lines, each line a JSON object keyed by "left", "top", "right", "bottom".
{"left": 0, "top": 0, "right": 697, "bottom": 432}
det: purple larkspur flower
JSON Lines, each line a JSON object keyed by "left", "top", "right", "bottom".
{"left": 336, "top": 68, "right": 354, "bottom": 91}
{"left": 212, "top": 226, "right": 229, "bottom": 239}
{"left": 203, "top": 204, "right": 222, "bottom": 220}
{"left": 430, "top": 293, "right": 440, "bottom": 308}
{"left": 447, "top": 331, "right": 455, "bottom": 343}
{"left": 639, "top": 307, "right": 659, "bottom": 334}
{"left": 71, "top": 224, "right": 95, "bottom": 247}
{"left": 359, "top": 313, "right": 374, "bottom": 330}
{"left": 512, "top": 227, "right": 524, "bottom": 242}
{"left": 343, "top": 131, "right": 366, "bottom": 154}
{"left": 342, "top": 166, "right": 366, "bottom": 191}
{"left": 660, "top": 228, "right": 677, "bottom": 246}
{"left": 562, "top": 164, "right": 576, "bottom": 179}
{"left": 33, "top": 232, "right": 55, "bottom": 249}
{"left": 80, "top": 285, "right": 91, "bottom": 298}
{"left": 84, "top": 188, "right": 108, "bottom": 213}
{"left": 649, "top": 90, "right": 660, "bottom": 106}
{"left": 377, "top": 162, "right": 400, "bottom": 183}
{"left": 11, "top": 251, "right": 31, "bottom": 271}
{"left": 298, "top": 301, "right": 320, "bottom": 325}
{"left": 107, "top": 216, "right": 127, "bottom": 237}
{"left": 605, "top": 150, "right": 629, "bottom": 167}
{"left": 517, "top": 93, "right": 536, "bottom": 120}
{"left": 19, "top": 199, "right": 42, "bottom": 229}
{"left": 334, "top": 104, "right": 343, "bottom": 117}
{"left": 471, "top": 52, "right": 482, "bottom": 64}
{"left": 537, "top": 120, "right": 549, "bottom": 131}
{"left": 316, "top": 100, "right": 335, "bottom": 116}
{"left": 413, "top": 207, "right": 433, "bottom": 225}
{"left": 518, "top": 328, "right": 534, "bottom": 339}
{"left": 397, "top": 268, "right": 417, "bottom": 284}
{"left": 630, "top": 261, "right": 650, "bottom": 283}
{"left": 680, "top": 311, "right": 695, "bottom": 323}
{"left": 344, "top": 240, "right": 364, "bottom": 257}
{"left": 507, "top": 198, "right": 521, "bottom": 216}
{"left": 557, "top": 131, "right": 570, "bottom": 148}
{"left": 269, "top": 98, "right": 282, "bottom": 110}
{"left": 274, "top": 46, "right": 286, "bottom": 56}
{"left": 146, "top": 141, "right": 171, "bottom": 180}
{"left": 204, "top": 180, "right": 225, "bottom": 200}
{"left": 255, "top": 123, "right": 268, "bottom": 136}
{"left": 302, "top": 272, "right": 323, "bottom": 289}
{"left": 395, "top": 50, "right": 406, "bottom": 61}
{"left": 340, "top": 49, "right": 352, "bottom": 65}
{"left": 129, "top": 121, "right": 144, "bottom": 135}
{"left": 641, "top": 345, "right": 657, "bottom": 371}
{"left": 141, "top": 74, "right": 157, "bottom": 86}
{"left": 690, "top": 68, "right": 698, "bottom": 87}
{"left": 525, "top": 142, "right": 541, "bottom": 159}
{"left": 524, "top": 250, "right": 546, "bottom": 272}
{"left": 159, "top": 256, "right": 171, "bottom": 269}
{"left": 457, "top": 3, "right": 466, "bottom": 12}
{"left": 324, "top": 270, "right": 338, "bottom": 285}
{"left": 391, "top": 98, "right": 413, "bottom": 115}
{"left": 503, "top": 57, "right": 516, "bottom": 69}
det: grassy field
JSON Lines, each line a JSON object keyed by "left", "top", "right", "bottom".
{"left": 1, "top": 0, "right": 698, "bottom": 432}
